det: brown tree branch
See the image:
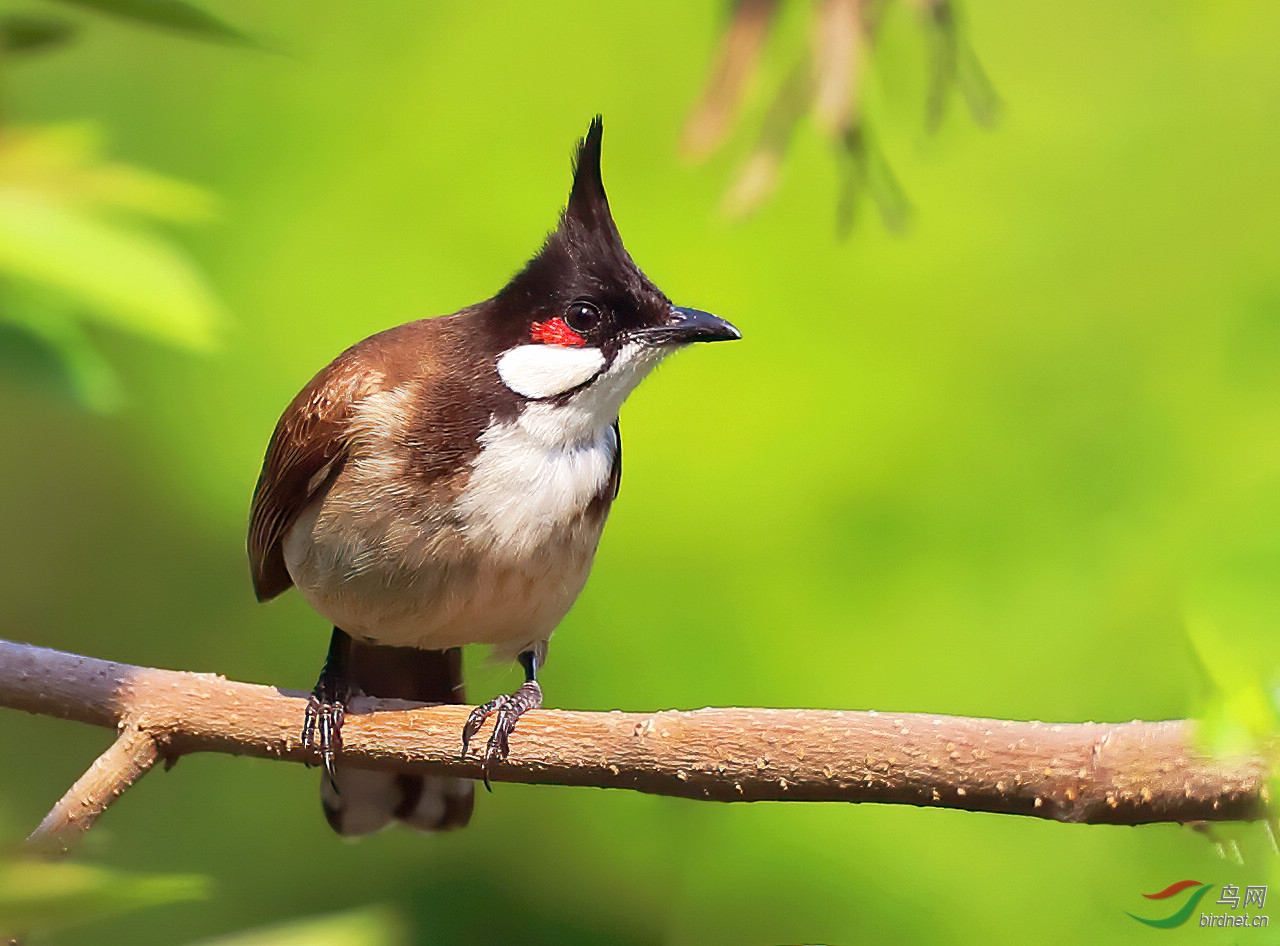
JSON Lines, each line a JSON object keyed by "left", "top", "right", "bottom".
{"left": 0, "top": 637, "right": 1272, "bottom": 846}
{"left": 26, "top": 727, "right": 159, "bottom": 853}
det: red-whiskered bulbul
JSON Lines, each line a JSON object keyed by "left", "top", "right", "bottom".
{"left": 248, "top": 117, "right": 739, "bottom": 835}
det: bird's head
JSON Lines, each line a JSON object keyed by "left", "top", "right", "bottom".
{"left": 488, "top": 117, "right": 739, "bottom": 409}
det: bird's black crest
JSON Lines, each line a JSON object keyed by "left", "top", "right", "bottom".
{"left": 492, "top": 116, "right": 666, "bottom": 349}
{"left": 566, "top": 115, "right": 609, "bottom": 229}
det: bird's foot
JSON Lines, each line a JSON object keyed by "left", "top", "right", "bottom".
{"left": 301, "top": 684, "right": 347, "bottom": 788}
{"left": 460, "top": 680, "right": 542, "bottom": 790}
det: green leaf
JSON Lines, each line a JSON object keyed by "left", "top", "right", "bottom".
{"left": 0, "top": 187, "right": 222, "bottom": 349}
{"left": 0, "top": 14, "right": 77, "bottom": 55}
{"left": 0, "top": 859, "right": 209, "bottom": 932}
{"left": 923, "top": 2, "right": 1000, "bottom": 132}
{"left": 835, "top": 125, "right": 911, "bottom": 238}
{"left": 0, "top": 123, "right": 216, "bottom": 222}
{"left": 0, "top": 320, "right": 72, "bottom": 396}
{"left": 864, "top": 132, "right": 912, "bottom": 235}
{"left": 954, "top": 25, "right": 1001, "bottom": 128}
{"left": 1187, "top": 618, "right": 1278, "bottom": 753}
{"left": 186, "top": 908, "right": 407, "bottom": 946}
{"left": 0, "top": 285, "right": 124, "bottom": 412}
{"left": 923, "top": 0, "right": 958, "bottom": 133}
{"left": 44, "top": 0, "right": 255, "bottom": 47}
{"left": 0, "top": 122, "right": 224, "bottom": 350}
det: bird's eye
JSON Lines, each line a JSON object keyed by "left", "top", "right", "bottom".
{"left": 565, "top": 302, "right": 601, "bottom": 334}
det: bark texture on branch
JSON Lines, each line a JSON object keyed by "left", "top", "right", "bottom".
{"left": 0, "top": 637, "right": 1272, "bottom": 844}
{"left": 26, "top": 727, "right": 159, "bottom": 853}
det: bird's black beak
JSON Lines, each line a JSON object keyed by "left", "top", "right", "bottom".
{"left": 633, "top": 306, "right": 741, "bottom": 347}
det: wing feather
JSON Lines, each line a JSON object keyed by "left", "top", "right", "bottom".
{"left": 247, "top": 352, "right": 391, "bottom": 601}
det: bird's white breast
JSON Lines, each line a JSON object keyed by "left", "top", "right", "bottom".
{"left": 456, "top": 404, "right": 616, "bottom": 558}
{"left": 283, "top": 401, "right": 617, "bottom": 656}
{"left": 282, "top": 340, "right": 668, "bottom": 658}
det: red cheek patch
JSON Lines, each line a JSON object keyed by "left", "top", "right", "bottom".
{"left": 530, "top": 317, "right": 585, "bottom": 347}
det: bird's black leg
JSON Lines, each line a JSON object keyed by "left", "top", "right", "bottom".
{"left": 460, "top": 649, "right": 542, "bottom": 790}
{"left": 301, "top": 627, "right": 352, "bottom": 789}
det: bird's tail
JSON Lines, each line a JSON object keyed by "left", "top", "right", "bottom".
{"left": 321, "top": 638, "right": 473, "bottom": 836}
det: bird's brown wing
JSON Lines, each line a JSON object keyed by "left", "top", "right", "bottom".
{"left": 248, "top": 349, "right": 393, "bottom": 602}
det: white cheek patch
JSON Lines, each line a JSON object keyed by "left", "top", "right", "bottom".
{"left": 497, "top": 344, "right": 605, "bottom": 399}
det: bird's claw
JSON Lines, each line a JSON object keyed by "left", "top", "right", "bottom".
{"left": 460, "top": 680, "right": 542, "bottom": 791}
{"left": 302, "top": 692, "right": 346, "bottom": 789}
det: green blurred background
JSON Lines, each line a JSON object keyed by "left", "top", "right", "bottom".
{"left": 2, "top": 1, "right": 1279, "bottom": 943}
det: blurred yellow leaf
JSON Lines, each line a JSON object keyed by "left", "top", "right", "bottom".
{"left": 47, "top": 0, "right": 255, "bottom": 47}
{"left": 0, "top": 858, "right": 209, "bottom": 931}
{"left": 185, "top": 907, "right": 407, "bottom": 946}
{"left": 0, "top": 123, "right": 215, "bottom": 221}
{"left": 0, "top": 123, "right": 223, "bottom": 352}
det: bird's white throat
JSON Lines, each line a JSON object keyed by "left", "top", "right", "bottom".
{"left": 496, "top": 344, "right": 605, "bottom": 399}
{"left": 464, "top": 341, "right": 670, "bottom": 554}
